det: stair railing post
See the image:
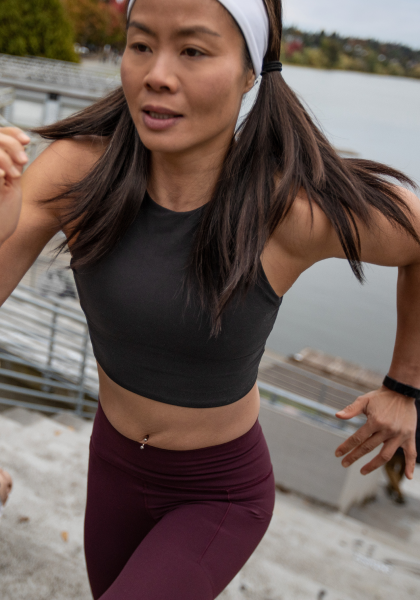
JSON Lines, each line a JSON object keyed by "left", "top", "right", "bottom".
{"left": 47, "top": 305, "right": 58, "bottom": 368}
{"left": 42, "top": 303, "right": 59, "bottom": 393}
{"left": 318, "top": 383, "right": 327, "bottom": 405}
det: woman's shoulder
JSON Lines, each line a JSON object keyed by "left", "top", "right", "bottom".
{"left": 19, "top": 135, "right": 111, "bottom": 236}
{"left": 23, "top": 134, "right": 110, "bottom": 205}
{"left": 44, "top": 134, "right": 110, "bottom": 176}
{"left": 271, "top": 186, "right": 339, "bottom": 263}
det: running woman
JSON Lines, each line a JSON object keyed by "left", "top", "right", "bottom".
{"left": 0, "top": 1, "right": 419, "bottom": 598}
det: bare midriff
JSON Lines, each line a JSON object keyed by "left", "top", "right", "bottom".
{"left": 97, "top": 363, "right": 261, "bottom": 451}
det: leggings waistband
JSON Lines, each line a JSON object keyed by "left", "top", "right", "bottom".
{"left": 90, "top": 399, "right": 270, "bottom": 488}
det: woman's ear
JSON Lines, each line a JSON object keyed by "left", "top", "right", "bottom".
{"left": 243, "top": 69, "right": 256, "bottom": 94}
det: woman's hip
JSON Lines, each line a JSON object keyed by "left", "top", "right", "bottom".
{"left": 89, "top": 397, "right": 275, "bottom": 508}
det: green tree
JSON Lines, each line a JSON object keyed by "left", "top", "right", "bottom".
{"left": 63, "top": 0, "right": 126, "bottom": 50}
{"left": 0, "top": 0, "right": 78, "bottom": 62}
{"left": 320, "top": 36, "right": 342, "bottom": 68}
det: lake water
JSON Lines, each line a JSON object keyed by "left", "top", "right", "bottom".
{"left": 259, "top": 67, "right": 420, "bottom": 373}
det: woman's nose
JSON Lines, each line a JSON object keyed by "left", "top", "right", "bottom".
{"left": 144, "top": 57, "right": 178, "bottom": 93}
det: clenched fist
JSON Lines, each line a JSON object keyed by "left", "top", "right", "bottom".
{"left": 0, "top": 126, "right": 31, "bottom": 246}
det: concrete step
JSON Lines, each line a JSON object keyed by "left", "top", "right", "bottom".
{"left": 1, "top": 405, "right": 93, "bottom": 436}
{"left": 0, "top": 408, "right": 92, "bottom": 599}
{"left": 223, "top": 482, "right": 420, "bottom": 600}
{"left": 0, "top": 408, "right": 419, "bottom": 600}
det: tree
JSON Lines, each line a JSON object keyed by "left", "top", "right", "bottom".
{"left": 62, "top": 0, "right": 126, "bottom": 50}
{"left": 0, "top": 0, "right": 78, "bottom": 62}
{"left": 320, "top": 36, "right": 342, "bottom": 69}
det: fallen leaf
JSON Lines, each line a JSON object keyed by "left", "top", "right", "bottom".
{"left": 54, "top": 430, "right": 62, "bottom": 436}
{"left": 18, "top": 516, "right": 30, "bottom": 523}
{"left": 67, "top": 426, "right": 76, "bottom": 432}
{"left": 61, "top": 531, "right": 69, "bottom": 542}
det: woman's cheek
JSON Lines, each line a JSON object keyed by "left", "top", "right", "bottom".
{"left": 193, "top": 76, "right": 236, "bottom": 120}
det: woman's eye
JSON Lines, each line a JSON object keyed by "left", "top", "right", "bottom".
{"left": 183, "top": 48, "right": 204, "bottom": 58}
{"left": 132, "top": 43, "right": 151, "bottom": 53}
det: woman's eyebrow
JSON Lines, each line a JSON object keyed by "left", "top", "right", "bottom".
{"left": 176, "top": 26, "right": 221, "bottom": 38}
{"left": 127, "top": 21, "right": 153, "bottom": 34}
{"left": 127, "top": 20, "right": 221, "bottom": 38}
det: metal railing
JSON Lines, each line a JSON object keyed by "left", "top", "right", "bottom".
{"left": 257, "top": 353, "right": 363, "bottom": 411}
{"left": 0, "top": 284, "right": 98, "bottom": 418}
{"left": 257, "top": 380, "right": 364, "bottom": 432}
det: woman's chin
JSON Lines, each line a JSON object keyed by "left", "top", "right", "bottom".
{"left": 137, "top": 130, "right": 195, "bottom": 156}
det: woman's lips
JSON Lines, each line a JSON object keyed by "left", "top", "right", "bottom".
{"left": 142, "top": 110, "right": 183, "bottom": 131}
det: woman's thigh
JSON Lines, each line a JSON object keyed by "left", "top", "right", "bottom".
{"left": 84, "top": 444, "right": 160, "bottom": 598}
{"left": 88, "top": 478, "right": 274, "bottom": 600}
{"left": 85, "top": 402, "right": 275, "bottom": 599}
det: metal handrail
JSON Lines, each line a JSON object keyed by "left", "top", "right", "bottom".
{"left": 259, "top": 353, "right": 364, "bottom": 397}
{"left": 257, "top": 380, "right": 364, "bottom": 430}
{"left": 0, "top": 282, "right": 98, "bottom": 416}
{"left": 12, "top": 286, "right": 87, "bottom": 323}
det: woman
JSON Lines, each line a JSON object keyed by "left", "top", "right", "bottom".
{"left": 0, "top": 0, "right": 419, "bottom": 598}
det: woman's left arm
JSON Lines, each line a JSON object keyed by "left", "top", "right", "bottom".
{"left": 332, "top": 187, "right": 420, "bottom": 479}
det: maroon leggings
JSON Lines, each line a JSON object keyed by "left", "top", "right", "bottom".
{"left": 84, "top": 399, "right": 276, "bottom": 599}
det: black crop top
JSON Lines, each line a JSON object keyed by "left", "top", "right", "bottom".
{"left": 72, "top": 192, "right": 282, "bottom": 408}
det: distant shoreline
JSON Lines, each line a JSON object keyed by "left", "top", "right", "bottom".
{"left": 281, "top": 28, "right": 420, "bottom": 80}
{"left": 281, "top": 61, "right": 420, "bottom": 81}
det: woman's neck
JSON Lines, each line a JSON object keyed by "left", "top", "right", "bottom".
{"left": 147, "top": 144, "right": 227, "bottom": 212}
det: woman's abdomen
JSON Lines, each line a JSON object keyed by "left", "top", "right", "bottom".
{"left": 96, "top": 362, "right": 261, "bottom": 451}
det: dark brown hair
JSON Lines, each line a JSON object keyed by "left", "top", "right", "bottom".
{"left": 31, "top": 0, "right": 419, "bottom": 336}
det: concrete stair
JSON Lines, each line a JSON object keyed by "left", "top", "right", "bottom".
{"left": 0, "top": 407, "right": 419, "bottom": 600}
{"left": 0, "top": 407, "right": 92, "bottom": 600}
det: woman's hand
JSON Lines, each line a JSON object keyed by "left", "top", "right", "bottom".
{"left": 0, "top": 467, "right": 13, "bottom": 506}
{"left": 0, "top": 126, "right": 31, "bottom": 246}
{"left": 334, "top": 387, "right": 418, "bottom": 479}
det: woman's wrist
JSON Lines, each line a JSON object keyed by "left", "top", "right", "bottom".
{"left": 387, "top": 359, "right": 420, "bottom": 390}
{"left": 382, "top": 374, "right": 420, "bottom": 401}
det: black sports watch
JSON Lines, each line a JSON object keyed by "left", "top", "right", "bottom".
{"left": 383, "top": 375, "right": 420, "bottom": 401}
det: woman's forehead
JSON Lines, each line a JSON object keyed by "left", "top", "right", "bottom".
{"left": 128, "top": 0, "right": 233, "bottom": 31}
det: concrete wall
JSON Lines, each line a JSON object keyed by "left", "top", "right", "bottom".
{"left": 259, "top": 398, "right": 381, "bottom": 513}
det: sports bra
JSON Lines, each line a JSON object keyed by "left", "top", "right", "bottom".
{"left": 71, "top": 192, "right": 283, "bottom": 408}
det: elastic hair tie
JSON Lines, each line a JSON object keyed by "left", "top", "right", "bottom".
{"left": 261, "top": 61, "right": 283, "bottom": 75}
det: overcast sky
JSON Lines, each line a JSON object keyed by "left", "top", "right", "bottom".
{"left": 283, "top": 0, "right": 420, "bottom": 49}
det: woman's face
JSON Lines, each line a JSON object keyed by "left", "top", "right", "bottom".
{"left": 121, "top": 0, "right": 255, "bottom": 159}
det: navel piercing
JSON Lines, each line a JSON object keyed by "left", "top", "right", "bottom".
{"left": 140, "top": 435, "right": 149, "bottom": 450}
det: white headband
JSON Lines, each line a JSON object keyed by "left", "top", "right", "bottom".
{"left": 126, "top": 0, "right": 269, "bottom": 77}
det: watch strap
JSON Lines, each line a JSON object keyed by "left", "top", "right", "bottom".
{"left": 383, "top": 375, "right": 420, "bottom": 400}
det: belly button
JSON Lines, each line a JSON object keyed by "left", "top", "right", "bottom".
{"left": 140, "top": 435, "right": 150, "bottom": 450}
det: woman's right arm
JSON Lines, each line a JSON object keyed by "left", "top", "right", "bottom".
{"left": 0, "top": 127, "right": 31, "bottom": 247}
{"left": 0, "top": 128, "right": 104, "bottom": 306}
